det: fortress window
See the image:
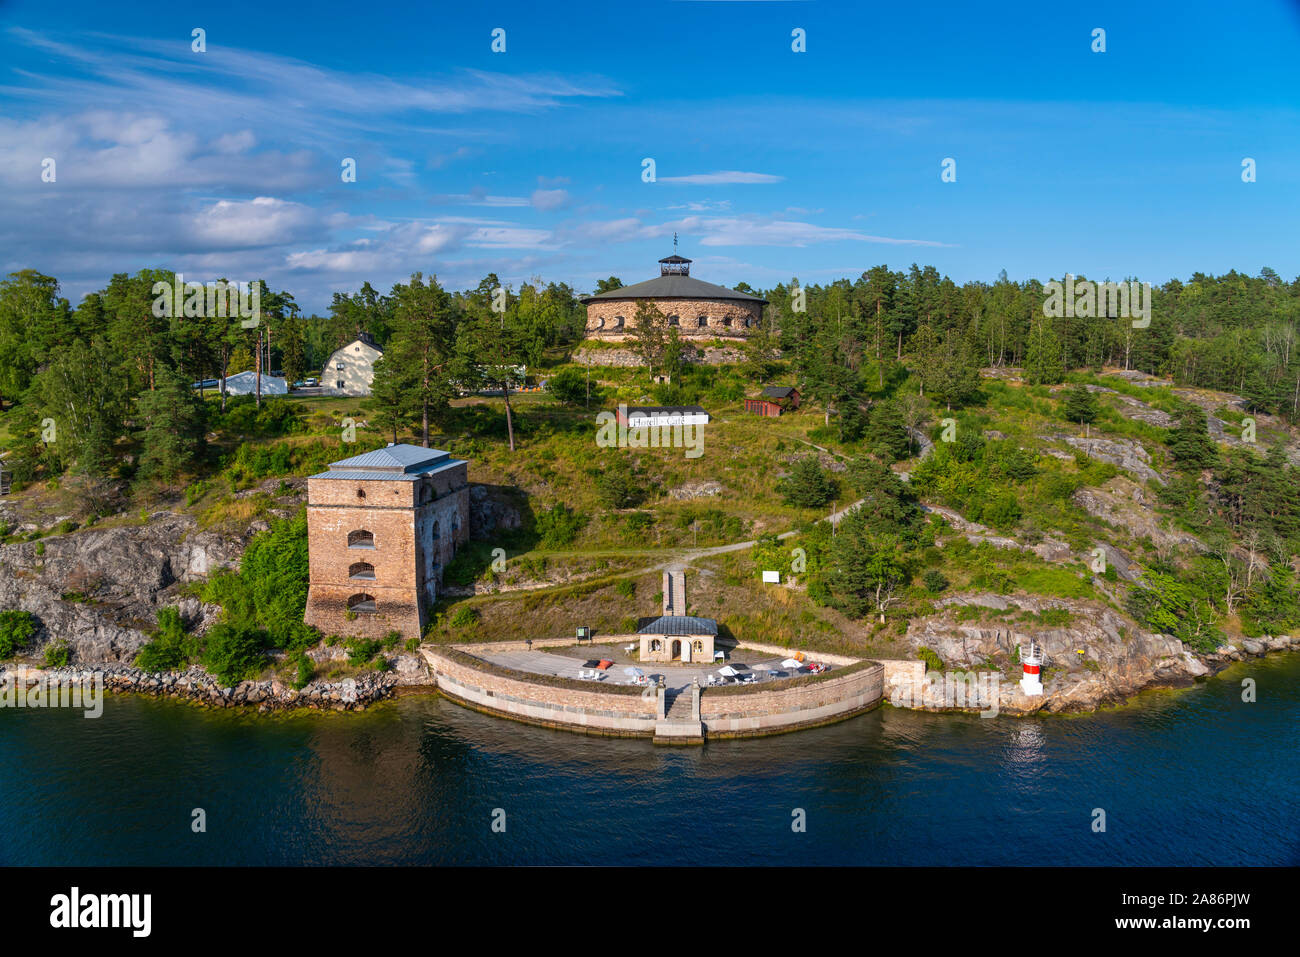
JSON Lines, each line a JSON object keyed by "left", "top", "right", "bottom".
{"left": 743, "top": 317, "right": 753, "bottom": 328}
{"left": 431, "top": 520, "right": 440, "bottom": 539}
{"left": 348, "top": 561, "right": 376, "bottom": 580}
{"left": 721, "top": 317, "right": 732, "bottom": 327}
{"left": 596, "top": 316, "right": 605, "bottom": 329}
{"left": 697, "top": 316, "right": 707, "bottom": 327}
{"left": 667, "top": 314, "right": 679, "bottom": 326}
{"left": 336, "top": 362, "right": 344, "bottom": 371}
{"left": 613, "top": 316, "right": 625, "bottom": 329}
{"left": 347, "top": 529, "right": 375, "bottom": 549}
{"left": 356, "top": 487, "right": 366, "bottom": 500}
{"left": 347, "top": 593, "right": 377, "bottom": 613}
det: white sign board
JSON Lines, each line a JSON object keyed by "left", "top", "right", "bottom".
{"left": 762, "top": 570, "right": 780, "bottom": 584}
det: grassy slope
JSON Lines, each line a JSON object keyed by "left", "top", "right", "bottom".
{"left": 3, "top": 362, "right": 1292, "bottom": 659}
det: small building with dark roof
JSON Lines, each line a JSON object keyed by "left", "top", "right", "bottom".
{"left": 582, "top": 250, "right": 767, "bottom": 341}
{"left": 637, "top": 616, "right": 718, "bottom": 664}
{"left": 745, "top": 385, "right": 801, "bottom": 417}
{"left": 636, "top": 568, "right": 718, "bottom": 663}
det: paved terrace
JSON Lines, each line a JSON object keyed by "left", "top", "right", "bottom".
{"left": 477, "top": 642, "right": 818, "bottom": 690}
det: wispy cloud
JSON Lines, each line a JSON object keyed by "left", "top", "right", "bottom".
{"left": 658, "top": 170, "right": 784, "bottom": 185}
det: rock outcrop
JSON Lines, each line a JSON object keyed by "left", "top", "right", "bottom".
{"left": 899, "top": 592, "right": 1298, "bottom": 715}
{"left": 0, "top": 513, "right": 246, "bottom": 663}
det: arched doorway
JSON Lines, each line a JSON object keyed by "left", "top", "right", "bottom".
{"left": 671, "top": 639, "right": 681, "bottom": 660}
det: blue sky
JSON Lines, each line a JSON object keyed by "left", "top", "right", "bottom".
{"left": 2, "top": 0, "right": 1299, "bottom": 312}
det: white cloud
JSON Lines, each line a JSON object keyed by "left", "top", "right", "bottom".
{"left": 192, "top": 196, "right": 319, "bottom": 248}
{"left": 658, "top": 170, "right": 784, "bottom": 185}
{"left": 530, "top": 188, "right": 571, "bottom": 211}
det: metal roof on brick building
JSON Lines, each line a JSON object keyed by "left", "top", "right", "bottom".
{"left": 581, "top": 274, "right": 767, "bottom": 305}
{"left": 310, "top": 443, "right": 465, "bottom": 481}
{"left": 637, "top": 615, "right": 719, "bottom": 636}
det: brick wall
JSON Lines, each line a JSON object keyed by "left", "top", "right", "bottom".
{"left": 422, "top": 647, "right": 659, "bottom": 736}
{"left": 700, "top": 661, "right": 884, "bottom": 736}
{"left": 584, "top": 298, "right": 762, "bottom": 340}
{"left": 304, "top": 463, "right": 470, "bottom": 641}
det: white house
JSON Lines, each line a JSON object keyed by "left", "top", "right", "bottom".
{"left": 617, "top": 405, "right": 710, "bottom": 429}
{"left": 323, "top": 334, "right": 383, "bottom": 396}
{"left": 223, "top": 371, "right": 288, "bottom": 395}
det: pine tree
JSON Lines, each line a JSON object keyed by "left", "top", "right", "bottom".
{"left": 366, "top": 353, "right": 417, "bottom": 444}
{"left": 1024, "top": 314, "right": 1064, "bottom": 384}
{"left": 777, "top": 456, "right": 837, "bottom": 509}
{"left": 1062, "top": 384, "right": 1100, "bottom": 424}
{"left": 386, "top": 273, "right": 459, "bottom": 448}
{"left": 1168, "top": 404, "right": 1219, "bottom": 470}
{"left": 864, "top": 399, "right": 911, "bottom": 461}
{"left": 136, "top": 361, "right": 205, "bottom": 481}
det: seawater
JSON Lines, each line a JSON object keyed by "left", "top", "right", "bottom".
{"left": 1, "top": 653, "right": 1296, "bottom": 866}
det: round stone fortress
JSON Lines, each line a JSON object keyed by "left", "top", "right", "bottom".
{"left": 581, "top": 253, "right": 767, "bottom": 341}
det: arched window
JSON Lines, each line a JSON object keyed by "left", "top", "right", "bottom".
{"left": 356, "top": 487, "right": 366, "bottom": 500}
{"left": 613, "top": 316, "right": 625, "bottom": 330}
{"left": 431, "top": 519, "right": 440, "bottom": 539}
{"left": 348, "top": 561, "right": 376, "bottom": 580}
{"left": 697, "top": 316, "right": 707, "bottom": 328}
{"left": 650, "top": 639, "right": 662, "bottom": 652}
{"left": 347, "top": 593, "right": 376, "bottom": 613}
{"left": 693, "top": 640, "right": 704, "bottom": 653}
{"left": 347, "top": 529, "right": 374, "bottom": 548}
{"left": 667, "top": 314, "right": 680, "bottom": 326}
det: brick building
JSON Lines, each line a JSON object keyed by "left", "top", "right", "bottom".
{"left": 581, "top": 251, "right": 767, "bottom": 342}
{"left": 304, "top": 444, "right": 470, "bottom": 641}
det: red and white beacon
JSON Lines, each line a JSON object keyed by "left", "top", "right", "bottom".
{"left": 1019, "top": 641, "right": 1044, "bottom": 696}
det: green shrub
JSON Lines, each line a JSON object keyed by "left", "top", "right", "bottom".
{"left": 922, "top": 570, "right": 949, "bottom": 594}
{"left": 42, "top": 639, "right": 71, "bottom": 668}
{"left": 546, "top": 366, "right": 589, "bottom": 404}
{"left": 615, "top": 579, "right": 636, "bottom": 598}
{"left": 202, "top": 622, "right": 267, "bottom": 685}
{"left": 534, "top": 503, "right": 587, "bottom": 548}
{"left": 292, "top": 652, "right": 314, "bottom": 689}
{"left": 201, "top": 512, "right": 317, "bottom": 650}
{"left": 0, "top": 610, "right": 38, "bottom": 659}
{"left": 917, "top": 646, "right": 944, "bottom": 671}
{"left": 345, "top": 637, "right": 381, "bottom": 665}
{"left": 135, "top": 607, "right": 196, "bottom": 672}
{"left": 449, "top": 606, "right": 479, "bottom": 629}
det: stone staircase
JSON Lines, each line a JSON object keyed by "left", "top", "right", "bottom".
{"left": 654, "top": 685, "right": 703, "bottom": 745}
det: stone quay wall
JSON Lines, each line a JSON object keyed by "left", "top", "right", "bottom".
{"left": 699, "top": 659, "right": 884, "bottom": 737}
{"left": 421, "top": 646, "right": 659, "bottom": 737}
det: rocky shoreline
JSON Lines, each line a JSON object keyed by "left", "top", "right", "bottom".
{"left": 0, "top": 662, "right": 405, "bottom": 713}
{"left": 4, "top": 630, "right": 1295, "bottom": 718}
